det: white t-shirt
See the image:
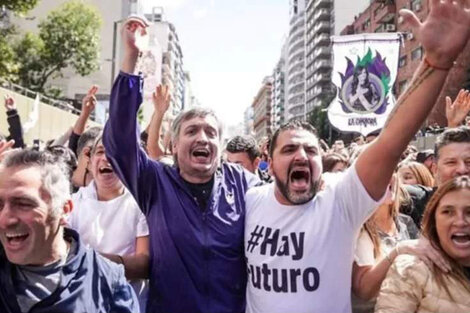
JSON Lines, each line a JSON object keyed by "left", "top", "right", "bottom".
{"left": 68, "top": 182, "right": 149, "bottom": 310}
{"left": 245, "top": 165, "right": 380, "bottom": 313}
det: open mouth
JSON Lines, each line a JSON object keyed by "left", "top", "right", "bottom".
{"left": 5, "top": 232, "right": 29, "bottom": 247}
{"left": 289, "top": 168, "right": 311, "bottom": 190}
{"left": 99, "top": 165, "right": 114, "bottom": 174}
{"left": 192, "top": 148, "right": 211, "bottom": 161}
{"left": 451, "top": 233, "right": 470, "bottom": 247}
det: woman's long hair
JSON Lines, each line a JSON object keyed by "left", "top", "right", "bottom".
{"left": 363, "top": 175, "right": 411, "bottom": 259}
{"left": 351, "top": 66, "right": 369, "bottom": 96}
{"left": 421, "top": 175, "right": 470, "bottom": 298}
{"left": 399, "top": 160, "right": 435, "bottom": 187}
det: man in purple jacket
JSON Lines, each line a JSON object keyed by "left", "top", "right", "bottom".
{"left": 103, "top": 18, "right": 259, "bottom": 313}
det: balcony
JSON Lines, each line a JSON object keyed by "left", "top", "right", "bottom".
{"left": 314, "top": 47, "right": 329, "bottom": 59}
{"left": 313, "top": 33, "right": 330, "bottom": 46}
{"left": 375, "top": 2, "right": 396, "bottom": 24}
{"left": 313, "top": 0, "right": 333, "bottom": 12}
{"left": 313, "top": 60, "right": 331, "bottom": 74}
{"left": 313, "top": 21, "right": 330, "bottom": 35}
{"left": 313, "top": 9, "right": 330, "bottom": 22}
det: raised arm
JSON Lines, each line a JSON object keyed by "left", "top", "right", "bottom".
{"left": 147, "top": 84, "right": 171, "bottom": 160}
{"left": 4, "top": 95, "right": 25, "bottom": 149}
{"left": 102, "top": 17, "right": 156, "bottom": 213}
{"left": 356, "top": 1, "right": 470, "bottom": 200}
{"left": 69, "top": 85, "right": 98, "bottom": 155}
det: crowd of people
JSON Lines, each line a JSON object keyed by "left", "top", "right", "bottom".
{"left": 0, "top": 2, "right": 470, "bottom": 313}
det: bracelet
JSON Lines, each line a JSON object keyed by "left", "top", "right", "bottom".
{"left": 424, "top": 57, "right": 453, "bottom": 71}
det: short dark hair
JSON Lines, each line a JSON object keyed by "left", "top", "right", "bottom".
{"left": 269, "top": 120, "right": 318, "bottom": 158}
{"left": 226, "top": 136, "right": 260, "bottom": 161}
{"left": 76, "top": 126, "right": 103, "bottom": 157}
{"left": 434, "top": 126, "right": 470, "bottom": 160}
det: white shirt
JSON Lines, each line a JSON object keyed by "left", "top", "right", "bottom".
{"left": 245, "top": 165, "right": 381, "bottom": 313}
{"left": 68, "top": 181, "right": 149, "bottom": 311}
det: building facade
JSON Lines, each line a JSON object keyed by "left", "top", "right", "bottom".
{"left": 285, "top": 0, "right": 306, "bottom": 122}
{"left": 271, "top": 43, "right": 287, "bottom": 131}
{"left": 252, "top": 76, "right": 274, "bottom": 142}
{"left": 305, "top": 0, "right": 370, "bottom": 120}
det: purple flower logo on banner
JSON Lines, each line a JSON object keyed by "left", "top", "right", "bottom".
{"left": 338, "top": 48, "right": 391, "bottom": 115}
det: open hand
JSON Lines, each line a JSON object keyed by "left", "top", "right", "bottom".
{"left": 4, "top": 95, "right": 16, "bottom": 111}
{"left": 81, "top": 85, "right": 98, "bottom": 116}
{"left": 121, "top": 16, "right": 149, "bottom": 53}
{"left": 397, "top": 237, "right": 451, "bottom": 273}
{"left": 152, "top": 85, "right": 171, "bottom": 115}
{"left": 446, "top": 89, "right": 470, "bottom": 127}
{"left": 400, "top": 0, "right": 470, "bottom": 69}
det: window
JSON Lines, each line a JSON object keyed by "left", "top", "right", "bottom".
{"left": 399, "top": 55, "right": 407, "bottom": 68}
{"left": 411, "top": 46, "right": 423, "bottom": 61}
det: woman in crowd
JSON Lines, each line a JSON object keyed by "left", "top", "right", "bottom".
{"left": 398, "top": 160, "right": 435, "bottom": 187}
{"left": 375, "top": 175, "right": 470, "bottom": 313}
{"left": 322, "top": 152, "right": 349, "bottom": 173}
{"left": 352, "top": 175, "right": 449, "bottom": 313}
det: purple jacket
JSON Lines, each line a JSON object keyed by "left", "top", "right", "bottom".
{"left": 103, "top": 72, "right": 259, "bottom": 313}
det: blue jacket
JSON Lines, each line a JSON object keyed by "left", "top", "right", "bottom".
{"left": 103, "top": 72, "right": 259, "bottom": 313}
{"left": 0, "top": 228, "right": 139, "bottom": 313}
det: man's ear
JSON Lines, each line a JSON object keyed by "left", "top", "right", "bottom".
{"left": 253, "top": 157, "right": 260, "bottom": 169}
{"left": 60, "top": 199, "right": 73, "bottom": 226}
{"left": 268, "top": 156, "right": 273, "bottom": 176}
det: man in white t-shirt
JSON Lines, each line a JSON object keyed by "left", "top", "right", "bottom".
{"left": 68, "top": 136, "right": 149, "bottom": 311}
{"left": 245, "top": 3, "right": 470, "bottom": 312}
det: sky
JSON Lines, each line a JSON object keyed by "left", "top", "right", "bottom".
{"left": 142, "top": 0, "right": 290, "bottom": 128}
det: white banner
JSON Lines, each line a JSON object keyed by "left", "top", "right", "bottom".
{"left": 328, "top": 33, "right": 401, "bottom": 136}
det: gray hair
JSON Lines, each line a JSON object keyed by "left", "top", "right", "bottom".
{"left": 77, "top": 126, "right": 103, "bottom": 157}
{"left": 2, "top": 149, "right": 71, "bottom": 219}
{"left": 171, "top": 107, "right": 223, "bottom": 143}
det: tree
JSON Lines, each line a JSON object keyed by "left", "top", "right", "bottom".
{"left": 0, "top": 0, "right": 39, "bottom": 13}
{"left": 15, "top": 1, "right": 102, "bottom": 95}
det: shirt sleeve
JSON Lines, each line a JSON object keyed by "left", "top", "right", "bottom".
{"left": 103, "top": 72, "right": 160, "bottom": 215}
{"left": 354, "top": 229, "right": 375, "bottom": 266}
{"left": 6, "top": 109, "right": 25, "bottom": 148}
{"left": 136, "top": 211, "right": 149, "bottom": 237}
{"left": 333, "top": 163, "right": 383, "bottom": 230}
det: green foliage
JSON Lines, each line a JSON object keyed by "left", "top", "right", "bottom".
{"left": 0, "top": 27, "right": 19, "bottom": 80}
{"left": 15, "top": 0, "right": 102, "bottom": 95}
{"left": 0, "top": 0, "right": 39, "bottom": 13}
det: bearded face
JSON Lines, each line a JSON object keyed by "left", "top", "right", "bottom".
{"left": 269, "top": 129, "right": 322, "bottom": 206}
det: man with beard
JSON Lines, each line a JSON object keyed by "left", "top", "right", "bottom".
{"left": 103, "top": 16, "right": 259, "bottom": 313}
{"left": 244, "top": 2, "right": 470, "bottom": 312}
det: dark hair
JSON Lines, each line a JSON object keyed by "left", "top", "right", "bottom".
{"left": 76, "top": 126, "right": 103, "bottom": 157}
{"left": 226, "top": 136, "right": 260, "bottom": 162}
{"left": 322, "top": 153, "right": 348, "bottom": 173}
{"left": 421, "top": 175, "right": 470, "bottom": 298}
{"left": 269, "top": 121, "right": 318, "bottom": 158}
{"left": 351, "top": 66, "right": 370, "bottom": 95}
{"left": 434, "top": 126, "right": 470, "bottom": 160}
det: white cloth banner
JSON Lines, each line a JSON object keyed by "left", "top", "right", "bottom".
{"left": 22, "top": 93, "right": 40, "bottom": 134}
{"left": 328, "top": 33, "right": 401, "bottom": 136}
